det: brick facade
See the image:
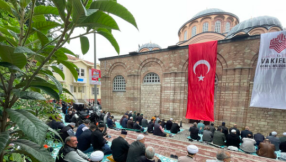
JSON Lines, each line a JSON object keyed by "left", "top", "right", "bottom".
{"left": 99, "top": 36, "right": 286, "bottom": 136}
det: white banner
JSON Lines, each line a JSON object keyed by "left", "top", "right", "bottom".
{"left": 250, "top": 31, "right": 286, "bottom": 109}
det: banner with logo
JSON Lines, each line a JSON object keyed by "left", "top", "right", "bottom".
{"left": 89, "top": 69, "right": 101, "bottom": 85}
{"left": 250, "top": 31, "right": 286, "bottom": 109}
{"left": 186, "top": 41, "right": 217, "bottom": 121}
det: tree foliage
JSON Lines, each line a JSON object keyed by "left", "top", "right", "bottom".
{"left": 0, "top": 0, "right": 137, "bottom": 161}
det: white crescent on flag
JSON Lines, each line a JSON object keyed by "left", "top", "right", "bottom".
{"left": 193, "top": 60, "right": 211, "bottom": 75}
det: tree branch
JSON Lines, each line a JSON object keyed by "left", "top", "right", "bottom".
{"left": 18, "top": 8, "right": 25, "bottom": 46}
{"left": 68, "top": 30, "right": 96, "bottom": 41}
{"left": 22, "top": 1, "right": 36, "bottom": 46}
{"left": 0, "top": 32, "right": 15, "bottom": 47}
{"left": 0, "top": 75, "right": 7, "bottom": 93}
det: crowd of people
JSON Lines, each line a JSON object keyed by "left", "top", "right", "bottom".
{"left": 189, "top": 121, "right": 286, "bottom": 159}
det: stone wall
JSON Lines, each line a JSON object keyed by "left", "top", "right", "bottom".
{"left": 140, "top": 84, "right": 161, "bottom": 117}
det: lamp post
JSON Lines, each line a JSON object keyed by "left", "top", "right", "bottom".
{"left": 93, "top": 32, "right": 97, "bottom": 106}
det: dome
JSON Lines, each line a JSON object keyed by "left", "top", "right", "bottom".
{"left": 226, "top": 16, "right": 283, "bottom": 39}
{"left": 138, "top": 43, "right": 161, "bottom": 52}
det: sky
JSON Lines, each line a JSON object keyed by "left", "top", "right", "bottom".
{"left": 64, "top": 0, "right": 286, "bottom": 65}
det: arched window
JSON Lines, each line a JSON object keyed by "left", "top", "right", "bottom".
{"left": 192, "top": 26, "right": 196, "bottom": 37}
{"left": 225, "top": 22, "right": 230, "bottom": 32}
{"left": 184, "top": 31, "right": 187, "bottom": 41}
{"left": 113, "top": 75, "right": 126, "bottom": 91}
{"left": 203, "top": 22, "right": 208, "bottom": 32}
{"left": 215, "top": 21, "right": 221, "bottom": 33}
{"left": 143, "top": 73, "right": 160, "bottom": 83}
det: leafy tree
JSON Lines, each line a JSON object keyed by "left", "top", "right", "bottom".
{"left": 0, "top": 0, "right": 137, "bottom": 161}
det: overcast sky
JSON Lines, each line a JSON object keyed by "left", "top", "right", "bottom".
{"left": 64, "top": 0, "right": 286, "bottom": 65}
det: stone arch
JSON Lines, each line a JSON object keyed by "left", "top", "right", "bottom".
{"left": 108, "top": 62, "right": 127, "bottom": 77}
{"left": 138, "top": 57, "right": 165, "bottom": 74}
{"left": 268, "top": 27, "right": 281, "bottom": 33}
{"left": 249, "top": 53, "right": 259, "bottom": 81}
{"left": 179, "top": 33, "right": 225, "bottom": 45}
{"left": 248, "top": 27, "right": 267, "bottom": 36}
{"left": 234, "top": 31, "right": 246, "bottom": 37}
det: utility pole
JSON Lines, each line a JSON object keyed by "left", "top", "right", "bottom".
{"left": 94, "top": 31, "right": 97, "bottom": 106}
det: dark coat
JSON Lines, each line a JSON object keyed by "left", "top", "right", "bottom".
{"left": 161, "top": 121, "right": 166, "bottom": 128}
{"left": 133, "top": 122, "right": 142, "bottom": 130}
{"left": 107, "top": 118, "right": 114, "bottom": 128}
{"left": 147, "top": 122, "right": 154, "bottom": 133}
{"left": 77, "top": 129, "right": 92, "bottom": 151}
{"left": 111, "top": 136, "right": 130, "bottom": 162}
{"left": 209, "top": 125, "right": 216, "bottom": 134}
{"left": 170, "top": 123, "right": 180, "bottom": 134}
{"left": 141, "top": 119, "right": 148, "bottom": 127}
{"left": 76, "top": 124, "right": 86, "bottom": 139}
{"left": 213, "top": 131, "right": 226, "bottom": 146}
{"left": 122, "top": 118, "right": 128, "bottom": 128}
{"left": 202, "top": 130, "right": 213, "bottom": 142}
{"left": 189, "top": 126, "right": 199, "bottom": 139}
{"left": 127, "top": 120, "right": 134, "bottom": 129}
{"left": 279, "top": 141, "right": 286, "bottom": 152}
{"left": 218, "top": 125, "right": 228, "bottom": 137}
{"left": 153, "top": 123, "right": 164, "bottom": 136}
{"left": 126, "top": 141, "right": 145, "bottom": 162}
{"left": 226, "top": 133, "right": 241, "bottom": 148}
{"left": 266, "top": 136, "right": 280, "bottom": 151}
{"left": 139, "top": 156, "right": 162, "bottom": 162}
{"left": 128, "top": 113, "right": 132, "bottom": 119}
{"left": 132, "top": 113, "right": 137, "bottom": 120}
{"left": 91, "top": 129, "right": 106, "bottom": 151}
{"left": 50, "top": 119, "right": 64, "bottom": 130}
{"left": 257, "top": 140, "right": 276, "bottom": 159}
{"left": 60, "top": 125, "right": 74, "bottom": 142}
{"left": 254, "top": 133, "right": 265, "bottom": 146}
{"left": 241, "top": 130, "right": 253, "bottom": 139}
{"left": 229, "top": 127, "right": 240, "bottom": 136}
{"left": 65, "top": 114, "right": 73, "bottom": 123}
{"left": 166, "top": 120, "right": 172, "bottom": 130}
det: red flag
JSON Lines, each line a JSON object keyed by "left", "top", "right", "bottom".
{"left": 186, "top": 41, "right": 217, "bottom": 121}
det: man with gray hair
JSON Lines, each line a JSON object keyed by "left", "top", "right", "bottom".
{"left": 206, "top": 150, "right": 232, "bottom": 162}
{"left": 139, "top": 146, "right": 161, "bottom": 162}
{"left": 266, "top": 131, "right": 280, "bottom": 151}
{"left": 126, "top": 134, "right": 146, "bottom": 162}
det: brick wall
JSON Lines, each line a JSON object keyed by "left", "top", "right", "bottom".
{"left": 140, "top": 84, "right": 161, "bottom": 117}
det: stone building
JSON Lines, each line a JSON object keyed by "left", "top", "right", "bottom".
{"left": 99, "top": 8, "right": 285, "bottom": 135}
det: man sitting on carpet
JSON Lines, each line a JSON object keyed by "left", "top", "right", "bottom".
{"left": 126, "top": 134, "right": 146, "bottom": 162}
{"left": 122, "top": 115, "right": 128, "bottom": 128}
{"left": 91, "top": 123, "right": 112, "bottom": 155}
{"left": 134, "top": 120, "right": 145, "bottom": 132}
{"left": 178, "top": 145, "right": 199, "bottom": 162}
{"left": 209, "top": 123, "right": 216, "bottom": 134}
{"left": 65, "top": 111, "right": 74, "bottom": 123}
{"left": 166, "top": 118, "right": 173, "bottom": 130}
{"left": 60, "top": 123, "right": 76, "bottom": 142}
{"left": 254, "top": 132, "right": 265, "bottom": 146}
{"left": 127, "top": 117, "right": 134, "bottom": 129}
{"left": 78, "top": 124, "right": 96, "bottom": 153}
{"left": 189, "top": 123, "right": 200, "bottom": 141}
{"left": 139, "top": 146, "right": 161, "bottom": 162}
{"left": 206, "top": 150, "right": 232, "bottom": 162}
{"left": 266, "top": 131, "right": 280, "bottom": 151}
{"left": 76, "top": 119, "right": 90, "bottom": 139}
{"left": 111, "top": 130, "right": 130, "bottom": 162}
{"left": 226, "top": 129, "right": 240, "bottom": 148}
{"left": 170, "top": 120, "right": 180, "bottom": 134}
{"left": 241, "top": 126, "right": 253, "bottom": 139}
{"left": 107, "top": 116, "right": 115, "bottom": 129}
{"left": 280, "top": 132, "right": 286, "bottom": 143}
{"left": 153, "top": 120, "right": 166, "bottom": 137}
{"left": 90, "top": 151, "right": 104, "bottom": 162}
{"left": 257, "top": 139, "right": 276, "bottom": 159}
{"left": 197, "top": 120, "right": 205, "bottom": 134}
{"left": 56, "top": 136, "right": 90, "bottom": 162}
{"left": 212, "top": 127, "right": 226, "bottom": 146}
{"left": 228, "top": 124, "right": 240, "bottom": 137}
{"left": 48, "top": 115, "right": 64, "bottom": 130}
{"left": 147, "top": 119, "right": 155, "bottom": 133}
{"left": 142, "top": 116, "right": 148, "bottom": 127}
{"left": 218, "top": 122, "right": 228, "bottom": 138}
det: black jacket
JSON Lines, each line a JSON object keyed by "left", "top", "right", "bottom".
{"left": 60, "top": 125, "right": 74, "bottom": 142}
{"left": 161, "top": 121, "right": 166, "bottom": 128}
{"left": 77, "top": 129, "right": 92, "bottom": 151}
{"left": 65, "top": 114, "right": 73, "bottom": 123}
{"left": 111, "top": 136, "right": 130, "bottom": 162}
{"left": 91, "top": 129, "right": 106, "bottom": 151}
{"left": 241, "top": 130, "right": 253, "bottom": 139}
{"left": 189, "top": 126, "right": 199, "bottom": 139}
{"left": 49, "top": 119, "right": 64, "bottom": 130}
{"left": 280, "top": 141, "right": 286, "bottom": 152}
{"left": 141, "top": 119, "right": 148, "bottom": 127}
{"left": 147, "top": 122, "right": 154, "bottom": 133}
{"left": 166, "top": 120, "right": 172, "bottom": 130}
{"left": 56, "top": 145, "right": 75, "bottom": 162}
{"left": 254, "top": 133, "right": 265, "bottom": 146}
{"left": 127, "top": 120, "right": 134, "bottom": 129}
{"left": 137, "top": 116, "right": 143, "bottom": 125}
{"left": 133, "top": 122, "right": 142, "bottom": 130}
{"left": 226, "top": 133, "right": 241, "bottom": 148}
{"left": 126, "top": 141, "right": 145, "bottom": 162}
{"left": 170, "top": 123, "right": 180, "bottom": 134}
{"left": 209, "top": 125, "right": 216, "bottom": 134}
{"left": 229, "top": 127, "right": 240, "bottom": 136}
{"left": 218, "top": 125, "right": 228, "bottom": 137}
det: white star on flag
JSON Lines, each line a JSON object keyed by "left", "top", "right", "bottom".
{"left": 198, "top": 75, "right": 204, "bottom": 81}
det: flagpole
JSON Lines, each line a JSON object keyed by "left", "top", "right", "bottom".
{"left": 94, "top": 31, "right": 97, "bottom": 106}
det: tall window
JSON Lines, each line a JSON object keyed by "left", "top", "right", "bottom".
{"left": 76, "top": 68, "right": 85, "bottom": 77}
{"left": 225, "top": 22, "right": 230, "bottom": 32}
{"left": 184, "top": 31, "right": 187, "bottom": 41}
{"left": 51, "top": 63, "right": 64, "bottom": 72}
{"left": 143, "top": 73, "right": 160, "bottom": 83}
{"left": 113, "top": 75, "right": 126, "bottom": 91}
{"left": 203, "top": 22, "right": 208, "bottom": 32}
{"left": 74, "top": 86, "right": 77, "bottom": 93}
{"left": 192, "top": 26, "right": 197, "bottom": 37}
{"left": 215, "top": 21, "right": 221, "bottom": 33}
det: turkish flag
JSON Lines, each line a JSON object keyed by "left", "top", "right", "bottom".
{"left": 186, "top": 41, "right": 217, "bottom": 121}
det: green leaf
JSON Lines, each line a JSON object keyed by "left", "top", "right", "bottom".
{"left": 42, "top": 46, "right": 68, "bottom": 61}
{"left": 77, "top": 10, "right": 119, "bottom": 30}
{"left": 32, "top": 21, "right": 61, "bottom": 33}
{"left": 0, "top": 131, "right": 9, "bottom": 153}
{"left": 63, "top": 87, "right": 74, "bottom": 97}
{"left": 12, "top": 139, "right": 54, "bottom": 162}
{"left": 48, "top": 127, "right": 62, "bottom": 141}
{"left": 39, "top": 69, "right": 53, "bottom": 76}
{"left": 80, "top": 36, "right": 89, "bottom": 54}
{"left": 14, "top": 91, "right": 46, "bottom": 100}
{"left": 32, "top": 15, "right": 46, "bottom": 22}
{"left": 45, "top": 74, "right": 63, "bottom": 95}
{"left": 86, "top": 0, "right": 93, "bottom": 9}
{"left": 58, "top": 47, "right": 75, "bottom": 55}
{"left": 72, "top": 0, "right": 87, "bottom": 23}
{"left": 51, "top": 66, "right": 65, "bottom": 80}
{"left": 51, "top": 0, "right": 66, "bottom": 21}
{"left": 32, "top": 86, "right": 60, "bottom": 101}
{"left": 97, "top": 28, "right": 119, "bottom": 53}
{"left": 20, "top": 0, "right": 31, "bottom": 8}
{"left": 0, "top": 62, "right": 25, "bottom": 74}
{"left": 0, "top": 44, "right": 27, "bottom": 69}
{"left": 60, "top": 60, "right": 78, "bottom": 80}
{"left": 90, "top": 0, "right": 137, "bottom": 29}
{"left": 15, "top": 80, "right": 57, "bottom": 90}
{"left": 0, "top": 0, "right": 13, "bottom": 15}
{"left": 5, "top": 109, "right": 49, "bottom": 145}
{"left": 36, "top": 30, "right": 49, "bottom": 47}
{"left": 33, "top": 6, "right": 59, "bottom": 16}
{"left": 14, "top": 46, "right": 37, "bottom": 55}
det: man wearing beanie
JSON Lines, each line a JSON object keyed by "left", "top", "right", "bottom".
{"left": 60, "top": 122, "right": 76, "bottom": 142}
{"left": 178, "top": 145, "right": 199, "bottom": 162}
{"left": 126, "top": 134, "right": 146, "bottom": 162}
{"left": 111, "top": 130, "right": 130, "bottom": 162}
{"left": 91, "top": 123, "right": 112, "bottom": 155}
{"left": 90, "top": 151, "right": 104, "bottom": 162}
{"left": 266, "top": 131, "right": 280, "bottom": 151}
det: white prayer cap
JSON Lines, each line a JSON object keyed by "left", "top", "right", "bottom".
{"left": 187, "top": 145, "right": 198, "bottom": 154}
{"left": 90, "top": 151, "right": 104, "bottom": 161}
{"left": 69, "top": 123, "right": 75, "bottom": 127}
{"left": 170, "top": 118, "right": 173, "bottom": 120}
{"left": 231, "top": 129, "right": 236, "bottom": 133}
{"left": 129, "top": 111, "right": 132, "bottom": 113}
{"left": 137, "top": 134, "right": 145, "bottom": 140}
{"left": 283, "top": 132, "right": 286, "bottom": 136}
{"left": 130, "top": 117, "right": 133, "bottom": 119}
{"left": 82, "top": 127, "right": 88, "bottom": 132}
{"left": 272, "top": 131, "right": 277, "bottom": 136}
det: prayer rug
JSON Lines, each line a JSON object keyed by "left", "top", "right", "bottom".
{"left": 164, "top": 129, "right": 185, "bottom": 135}
{"left": 114, "top": 122, "right": 147, "bottom": 132}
